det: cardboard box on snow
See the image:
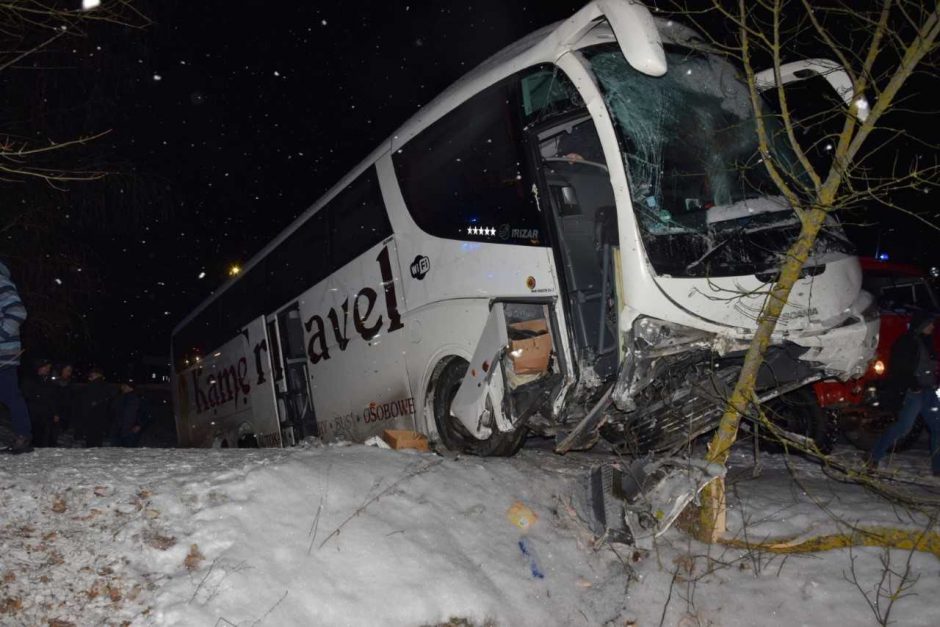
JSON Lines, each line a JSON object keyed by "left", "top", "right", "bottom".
{"left": 508, "top": 319, "right": 551, "bottom": 375}
{"left": 382, "top": 429, "right": 430, "bottom": 452}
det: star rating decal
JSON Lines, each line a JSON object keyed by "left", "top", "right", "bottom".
{"left": 467, "top": 226, "right": 496, "bottom": 236}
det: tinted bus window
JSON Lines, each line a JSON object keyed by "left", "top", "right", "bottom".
{"left": 267, "top": 211, "right": 329, "bottom": 311}
{"left": 393, "top": 75, "right": 545, "bottom": 246}
{"left": 520, "top": 66, "right": 584, "bottom": 124}
{"left": 330, "top": 168, "right": 392, "bottom": 269}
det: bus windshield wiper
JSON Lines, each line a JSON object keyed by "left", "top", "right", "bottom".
{"left": 685, "top": 236, "right": 732, "bottom": 273}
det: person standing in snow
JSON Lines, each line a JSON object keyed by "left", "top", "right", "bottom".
{"left": 870, "top": 310, "right": 940, "bottom": 475}
{"left": 78, "top": 367, "right": 116, "bottom": 447}
{"left": 55, "top": 362, "right": 76, "bottom": 434}
{"left": 111, "top": 382, "right": 150, "bottom": 447}
{"left": 0, "top": 259, "right": 31, "bottom": 454}
{"left": 21, "top": 357, "right": 60, "bottom": 447}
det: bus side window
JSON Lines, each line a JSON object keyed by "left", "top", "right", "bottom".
{"left": 329, "top": 168, "right": 392, "bottom": 270}
{"left": 520, "top": 66, "right": 584, "bottom": 124}
{"left": 392, "top": 75, "right": 542, "bottom": 245}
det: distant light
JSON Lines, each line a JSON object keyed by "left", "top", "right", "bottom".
{"left": 872, "top": 359, "right": 886, "bottom": 376}
{"left": 54, "top": 278, "right": 62, "bottom": 285}
{"left": 153, "top": 74, "right": 162, "bottom": 82}
{"left": 198, "top": 271, "right": 206, "bottom": 279}
{"left": 228, "top": 264, "right": 241, "bottom": 277}
{"left": 930, "top": 267, "right": 939, "bottom": 278}
{"left": 824, "top": 143, "right": 833, "bottom": 151}
{"left": 82, "top": 0, "right": 100, "bottom": 10}
{"left": 877, "top": 253, "right": 890, "bottom": 261}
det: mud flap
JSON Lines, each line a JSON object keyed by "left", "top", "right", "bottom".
{"left": 450, "top": 303, "right": 510, "bottom": 439}
{"left": 579, "top": 457, "right": 725, "bottom": 549}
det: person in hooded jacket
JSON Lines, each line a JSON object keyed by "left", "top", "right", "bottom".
{"left": 0, "top": 259, "right": 31, "bottom": 453}
{"left": 55, "top": 363, "right": 76, "bottom": 435}
{"left": 870, "top": 310, "right": 940, "bottom": 475}
{"left": 77, "top": 367, "right": 116, "bottom": 447}
{"left": 111, "top": 382, "right": 150, "bottom": 447}
{"left": 21, "top": 357, "right": 60, "bottom": 447}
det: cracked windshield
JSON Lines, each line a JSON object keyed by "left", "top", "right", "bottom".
{"left": 585, "top": 44, "right": 853, "bottom": 278}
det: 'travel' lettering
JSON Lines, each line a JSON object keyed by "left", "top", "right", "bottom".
{"left": 305, "top": 245, "right": 404, "bottom": 365}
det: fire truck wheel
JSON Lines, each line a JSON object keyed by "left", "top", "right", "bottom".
{"left": 432, "top": 357, "right": 526, "bottom": 457}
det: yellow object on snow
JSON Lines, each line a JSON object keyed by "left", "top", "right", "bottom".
{"left": 507, "top": 501, "right": 538, "bottom": 531}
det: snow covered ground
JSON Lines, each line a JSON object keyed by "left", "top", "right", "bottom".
{"left": 1, "top": 440, "right": 938, "bottom": 626}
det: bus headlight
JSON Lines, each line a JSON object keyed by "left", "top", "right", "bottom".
{"left": 872, "top": 359, "right": 886, "bottom": 376}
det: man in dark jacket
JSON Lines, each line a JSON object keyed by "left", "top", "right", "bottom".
{"left": 21, "top": 358, "right": 60, "bottom": 447}
{"left": 870, "top": 310, "right": 940, "bottom": 475}
{"left": 0, "top": 259, "right": 31, "bottom": 453}
{"left": 111, "top": 382, "right": 150, "bottom": 447}
{"left": 77, "top": 367, "right": 115, "bottom": 447}
{"left": 55, "top": 363, "right": 76, "bottom": 434}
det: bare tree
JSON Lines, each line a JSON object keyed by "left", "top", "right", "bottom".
{"left": 0, "top": 0, "right": 150, "bottom": 351}
{"left": 0, "top": 0, "right": 148, "bottom": 185}
{"left": 655, "top": 0, "right": 940, "bottom": 540}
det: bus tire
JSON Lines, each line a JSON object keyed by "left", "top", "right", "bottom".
{"left": 762, "top": 387, "right": 835, "bottom": 454}
{"left": 432, "top": 357, "right": 525, "bottom": 457}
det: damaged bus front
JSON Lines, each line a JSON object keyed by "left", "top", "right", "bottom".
{"left": 445, "top": 3, "right": 878, "bottom": 455}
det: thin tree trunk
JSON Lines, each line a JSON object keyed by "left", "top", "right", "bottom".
{"left": 696, "top": 207, "right": 828, "bottom": 540}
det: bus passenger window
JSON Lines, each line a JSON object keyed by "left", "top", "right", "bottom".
{"left": 329, "top": 169, "right": 391, "bottom": 270}
{"left": 393, "top": 75, "right": 544, "bottom": 246}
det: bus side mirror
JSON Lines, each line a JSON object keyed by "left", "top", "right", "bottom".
{"left": 754, "top": 59, "right": 865, "bottom": 121}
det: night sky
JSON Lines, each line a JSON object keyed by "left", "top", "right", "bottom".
{"left": 2, "top": 0, "right": 935, "bottom": 376}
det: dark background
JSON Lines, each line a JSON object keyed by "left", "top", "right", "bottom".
{"left": 1, "top": 0, "right": 936, "bottom": 379}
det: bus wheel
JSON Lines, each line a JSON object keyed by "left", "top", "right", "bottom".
{"left": 761, "top": 387, "right": 835, "bottom": 454}
{"left": 432, "top": 357, "right": 525, "bottom": 457}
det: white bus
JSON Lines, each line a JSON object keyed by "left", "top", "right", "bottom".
{"left": 171, "top": 0, "right": 878, "bottom": 455}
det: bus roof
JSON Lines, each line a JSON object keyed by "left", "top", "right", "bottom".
{"left": 173, "top": 1, "right": 665, "bottom": 337}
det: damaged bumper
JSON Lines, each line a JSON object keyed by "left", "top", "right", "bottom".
{"left": 789, "top": 290, "right": 880, "bottom": 380}
{"left": 572, "top": 291, "right": 879, "bottom": 454}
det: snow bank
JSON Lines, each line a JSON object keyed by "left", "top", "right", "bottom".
{"left": 1, "top": 443, "right": 938, "bottom": 626}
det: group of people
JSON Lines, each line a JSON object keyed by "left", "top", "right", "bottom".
{"left": 1, "top": 260, "right": 150, "bottom": 454}
{"left": 20, "top": 358, "right": 151, "bottom": 450}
